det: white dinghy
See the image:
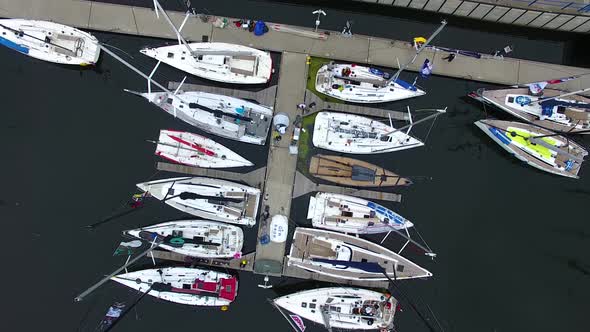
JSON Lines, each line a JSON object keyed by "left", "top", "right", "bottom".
{"left": 274, "top": 287, "right": 397, "bottom": 331}
{"left": 128, "top": 90, "right": 273, "bottom": 145}
{"left": 111, "top": 267, "right": 238, "bottom": 306}
{"left": 145, "top": 0, "right": 272, "bottom": 84}
{"left": 152, "top": 129, "right": 253, "bottom": 168}
{"left": 124, "top": 220, "right": 243, "bottom": 258}
{"left": 312, "top": 111, "right": 436, "bottom": 154}
{"left": 308, "top": 192, "right": 413, "bottom": 234}
{"left": 0, "top": 19, "right": 99, "bottom": 66}
{"left": 136, "top": 177, "right": 260, "bottom": 226}
{"left": 287, "top": 228, "right": 432, "bottom": 281}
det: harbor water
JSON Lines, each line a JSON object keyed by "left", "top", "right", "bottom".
{"left": 1, "top": 2, "right": 589, "bottom": 332}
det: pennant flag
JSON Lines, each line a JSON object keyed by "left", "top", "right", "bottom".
{"left": 95, "top": 302, "right": 126, "bottom": 332}
{"left": 289, "top": 314, "right": 306, "bottom": 332}
{"left": 527, "top": 75, "right": 578, "bottom": 95}
{"left": 113, "top": 240, "right": 143, "bottom": 256}
{"left": 420, "top": 59, "right": 433, "bottom": 79}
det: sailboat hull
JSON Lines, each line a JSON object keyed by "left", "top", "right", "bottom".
{"left": 477, "top": 88, "right": 590, "bottom": 134}
{"left": 315, "top": 63, "right": 425, "bottom": 103}
{"left": 0, "top": 19, "right": 99, "bottom": 65}
{"left": 136, "top": 177, "right": 260, "bottom": 226}
{"left": 140, "top": 42, "right": 272, "bottom": 84}
{"left": 475, "top": 119, "right": 587, "bottom": 178}
{"left": 312, "top": 112, "right": 424, "bottom": 154}
{"left": 274, "top": 287, "right": 397, "bottom": 330}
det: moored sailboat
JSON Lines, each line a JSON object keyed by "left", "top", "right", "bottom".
{"left": 274, "top": 287, "right": 398, "bottom": 330}
{"left": 111, "top": 267, "right": 238, "bottom": 306}
{"left": 136, "top": 177, "right": 260, "bottom": 226}
{"left": 287, "top": 228, "right": 432, "bottom": 281}
{"left": 308, "top": 192, "right": 413, "bottom": 234}
{"left": 0, "top": 19, "right": 100, "bottom": 66}
{"left": 145, "top": 0, "right": 272, "bottom": 84}
{"left": 475, "top": 119, "right": 587, "bottom": 178}
{"left": 127, "top": 90, "right": 273, "bottom": 145}
{"left": 309, "top": 154, "right": 412, "bottom": 187}
{"left": 471, "top": 76, "right": 590, "bottom": 134}
{"left": 124, "top": 220, "right": 243, "bottom": 258}
{"left": 152, "top": 129, "right": 253, "bottom": 168}
{"left": 312, "top": 111, "right": 427, "bottom": 154}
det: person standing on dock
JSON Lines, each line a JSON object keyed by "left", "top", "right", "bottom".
{"left": 442, "top": 53, "right": 456, "bottom": 62}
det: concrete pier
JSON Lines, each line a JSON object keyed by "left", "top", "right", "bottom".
{"left": 1, "top": 0, "right": 589, "bottom": 92}
{"left": 252, "top": 52, "right": 308, "bottom": 276}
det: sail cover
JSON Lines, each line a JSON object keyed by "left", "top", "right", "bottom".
{"left": 540, "top": 98, "right": 590, "bottom": 116}
{"left": 311, "top": 258, "right": 385, "bottom": 273}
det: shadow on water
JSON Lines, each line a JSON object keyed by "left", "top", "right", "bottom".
{"left": 543, "top": 253, "right": 590, "bottom": 277}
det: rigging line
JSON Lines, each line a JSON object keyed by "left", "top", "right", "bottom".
{"left": 423, "top": 111, "right": 439, "bottom": 144}
{"left": 413, "top": 226, "right": 434, "bottom": 255}
{"left": 382, "top": 272, "right": 439, "bottom": 332}
{"left": 100, "top": 43, "right": 135, "bottom": 60}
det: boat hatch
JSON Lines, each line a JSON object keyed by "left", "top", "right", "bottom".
{"left": 167, "top": 52, "right": 174, "bottom": 58}
{"left": 396, "top": 264, "right": 405, "bottom": 272}
{"left": 301, "top": 302, "right": 307, "bottom": 307}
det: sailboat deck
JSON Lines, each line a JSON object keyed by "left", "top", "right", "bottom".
{"left": 309, "top": 154, "right": 410, "bottom": 187}
{"left": 288, "top": 229, "right": 430, "bottom": 280}
{"left": 483, "top": 88, "right": 590, "bottom": 133}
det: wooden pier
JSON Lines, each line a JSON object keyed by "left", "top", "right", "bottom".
{"left": 292, "top": 171, "right": 402, "bottom": 202}
{"left": 304, "top": 91, "right": 409, "bottom": 120}
{"left": 167, "top": 82, "right": 277, "bottom": 107}
{"left": 156, "top": 162, "right": 266, "bottom": 188}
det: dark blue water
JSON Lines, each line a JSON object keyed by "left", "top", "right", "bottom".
{"left": 1, "top": 3, "right": 589, "bottom": 332}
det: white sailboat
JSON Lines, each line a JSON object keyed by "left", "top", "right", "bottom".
{"left": 312, "top": 111, "right": 438, "bottom": 154}
{"left": 314, "top": 20, "right": 446, "bottom": 103}
{"left": 145, "top": 0, "right": 272, "bottom": 84}
{"left": 111, "top": 267, "right": 238, "bottom": 306}
{"left": 475, "top": 119, "right": 587, "bottom": 178}
{"left": 127, "top": 90, "right": 273, "bottom": 145}
{"left": 141, "top": 43, "right": 272, "bottom": 84}
{"left": 0, "top": 19, "right": 100, "bottom": 66}
{"left": 308, "top": 192, "right": 413, "bottom": 234}
{"left": 124, "top": 220, "right": 244, "bottom": 258}
{"left": 152, "top": 129, "right": 254, "bottom": 168}
{"left": 287, "top": 228, "right": 432, "bottom": 281}
{"left": 315, "top": 62, "right": 425, "bottom": 103}
{"left": 471, "top": 75, "right": 590, "bottom": 134}
{"left": 274, "top": 287, "right": 397, "bottom": 331}
{"left": 136, "top": 177, "right": 260, "bottom": 226}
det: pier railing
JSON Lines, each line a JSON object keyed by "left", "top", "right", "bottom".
{"left": 355, "top": 0, "right": 590, "bottom": 33}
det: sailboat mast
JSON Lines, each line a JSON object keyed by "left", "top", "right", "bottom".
{"left": 383, "top": 109, "right": 446, "bottom": 136}
{"left": 390, "top": 20, "right": 447, "bottom": 83}
{"left": 530, "top": 87, "right": 590, "bottom": 106}
{"left": 153, "top": 0, "right": 195, "bottom": 57}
